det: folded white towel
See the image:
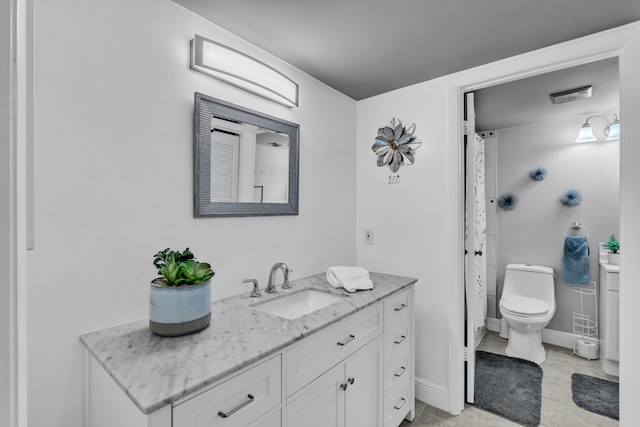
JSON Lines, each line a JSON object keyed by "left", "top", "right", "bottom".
{"left": 326, "top": 266, "right": 374, "bottom": 293}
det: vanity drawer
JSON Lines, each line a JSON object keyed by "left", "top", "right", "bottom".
{"left": 384, "top": 379, "right": 411, "bottom": 427}
{"left": 384, "top": 288, "right": 412, "bottom": 329}
{"left": 247, "top": 406, "right": 281, "bottom": 427}
{"left": 286, "top": 303, "right": 383, "bottom": 395}
{"left": 173, "top": 355, "right": 281, "bottom": 427}
{"left": 384, "top": 353, "right": 410, "bottom": 392}
{"left": 384, "top": 317, "right": 411, "bottom": 366}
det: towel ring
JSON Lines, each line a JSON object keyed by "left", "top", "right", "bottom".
{"left": 564, "top": 221, "right": 589, "bottom": 237}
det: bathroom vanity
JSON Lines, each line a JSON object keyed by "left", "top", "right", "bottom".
{"left": 80, "top": 272, "right": 416, "bottom": 427}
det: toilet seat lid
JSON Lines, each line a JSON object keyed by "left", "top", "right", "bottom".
{"left": 500, "top": 295, "right": 549, "bottom": 316}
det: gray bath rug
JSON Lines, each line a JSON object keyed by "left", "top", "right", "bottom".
{"left": 474, "top": 351, "right": 542, "bottom": 427}
{"left": 571, "top": 373, "right": 619, "bottom": 420}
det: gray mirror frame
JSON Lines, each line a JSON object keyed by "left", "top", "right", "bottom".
{"left": 194, "top": 93, "right": 300, "bottom": 217}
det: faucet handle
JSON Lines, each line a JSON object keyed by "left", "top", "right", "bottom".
{"left": 243, "top": 279, "right": 261, "bottom": 298}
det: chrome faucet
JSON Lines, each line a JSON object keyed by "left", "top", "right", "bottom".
{"left": 265, "top": 262, "right": 291, "bottom": 293}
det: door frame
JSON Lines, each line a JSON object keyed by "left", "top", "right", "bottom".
{"left": 4, "top": 0, "right": 31, "bottom": 426}
{"left": 446, "top": 22, "right": 640, "bottom": 415}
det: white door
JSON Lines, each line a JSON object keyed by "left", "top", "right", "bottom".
{"left": 464, "top": 92, "right": 477, "bottom": 404}
{"left": 210, "top": 130, "right": 240, "bottom": 202}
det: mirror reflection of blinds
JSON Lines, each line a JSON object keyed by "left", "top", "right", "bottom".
{"left": 210, "top": 129, "right": 240, "bottom": 202}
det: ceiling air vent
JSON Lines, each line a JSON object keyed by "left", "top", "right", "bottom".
{"left": 550, "top": 86, "right": 592, "bottom": 104}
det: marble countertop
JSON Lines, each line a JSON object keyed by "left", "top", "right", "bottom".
{"left": 80, "top": 272, "right": 416, "bottom": 415}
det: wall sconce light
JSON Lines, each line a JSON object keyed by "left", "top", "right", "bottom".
{"left": 574, "top": 114, "right": 620, "bottom": 143}
{"left": 190, "top": 34, "right": 299, "bottom": 108}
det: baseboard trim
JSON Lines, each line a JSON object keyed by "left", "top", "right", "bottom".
{"left": 415, "top": 377, "right": 448, "bottom": 412}
{"left": 486, "top": 316, "right": 582, "bottom": 350}
{"left": 486, "top": 317, "right": 501, "bottom": 332}
{"left": 541, "top": 327, "right": 579, "bottom": 349}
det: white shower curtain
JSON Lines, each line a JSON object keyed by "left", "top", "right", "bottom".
{"left": 472, "top": 133, "right": 487, "bottom": 329}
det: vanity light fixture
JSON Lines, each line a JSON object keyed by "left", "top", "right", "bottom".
{"left": 190, "top": 34, "right": 299, "bottom": 108}
{"left": 574, "top": 114, "right": 620, "bottom": 143}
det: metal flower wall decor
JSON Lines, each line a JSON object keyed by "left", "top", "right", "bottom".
{"left": 372, "top": 118, "right": 422, "bottom": 173}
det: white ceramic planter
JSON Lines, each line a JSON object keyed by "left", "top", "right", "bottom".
{"left": 607, "top": 252, "right": 620, "bottom": 265}
{"left": 149, "top": 279, "right": 211, "bottom": 337}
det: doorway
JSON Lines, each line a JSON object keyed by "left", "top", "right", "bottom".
{"left": 447, "top": 24, "right": 640, "bottom": 417}
{"left": 464, "top": 59, "right": 620, "bottom": 411}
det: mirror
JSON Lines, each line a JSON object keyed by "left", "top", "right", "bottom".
{"left": 194, "top": 93, "right": 299, "bottom": 217}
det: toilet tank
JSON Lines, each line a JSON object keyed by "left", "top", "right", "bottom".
{"left": 503, "top": 263, "right": 556, "bottom": 305}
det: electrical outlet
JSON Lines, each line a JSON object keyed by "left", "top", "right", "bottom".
{"left": 364, "top": 228, "right": 374, "bottom": 244}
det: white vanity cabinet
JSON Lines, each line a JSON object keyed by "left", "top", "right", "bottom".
{"left": 284, "top": 302, "right": 385, "bottom": 426}
{"left": 285, "top": 336, "right": 383, "bottom": 427}
{"left": 81, "top": 276, "right": 416, "bottom": 427}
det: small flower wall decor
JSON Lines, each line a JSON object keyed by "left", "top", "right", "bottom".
{"left": 497, "top": 193, "right": 518, "bottom": 211}
{"left": 529, "top": 167, "right": 547, "bottom": 181}
{"left": 372, "top": 118, "right": 422, "bottom": 173}
{"left": 560, "top": 189, "right": 583, "bottom": 207}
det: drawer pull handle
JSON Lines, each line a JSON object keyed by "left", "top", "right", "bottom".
{"left": 394, "top": 397, "right": 406, "bottom": 410}
{"left": 394, "top": 335, "right": 407, "bottom": 345}
{"left": 348, "top": 377, "right": 355, "bottom": 385}
{"left": 217, "top": 394, "right": 255, "bottom": 418}
{"left": 337, "top": 334, "right": 356, "bottom": 346}
{"left": 394, "top": 303, "right": 407, "bottom": 312}
{"left": 394, "top": 367, "right": 407, "bottom": 377}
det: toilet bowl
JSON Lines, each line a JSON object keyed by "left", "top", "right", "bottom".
{"left": 499, "top": 264, "right": 556, "bottom": 364}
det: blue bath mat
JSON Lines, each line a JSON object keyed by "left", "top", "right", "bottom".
{"left": 571, "top": 373, "right": 619, "bottom": 420}
{"left": 474, "top": 351, "right": 542, "bottom": 426}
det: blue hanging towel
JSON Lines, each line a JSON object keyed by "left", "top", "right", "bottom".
{"left": 562, "top": 235, "right": 590, "bottom": 285}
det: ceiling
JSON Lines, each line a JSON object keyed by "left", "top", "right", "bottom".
{"left": 474, "top": 57, "right": 619, "bottom": 131}
{"left": 173, "top": 1, "right": 630, "bottom": 130}
{"left": 173, "top": 0, "right": 639, "bottom": 101}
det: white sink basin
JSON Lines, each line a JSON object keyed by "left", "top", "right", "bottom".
{"left": 252, "top": 289, "right": 346, "bottom": 319}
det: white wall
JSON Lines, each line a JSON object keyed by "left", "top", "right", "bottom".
{"left": 357, "top": 81, "right": 453, "bottom": 405}
{"left": 27, "top": 0, "right": 356, "bottom": 425}
{"left": 495, "top": 116, "right": 619, "bottom": 333}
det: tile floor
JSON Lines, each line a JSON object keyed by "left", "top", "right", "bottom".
{"left": 400, "top": 331, "right": 619, "bottom": 426}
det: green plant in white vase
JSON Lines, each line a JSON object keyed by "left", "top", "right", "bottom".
{"left": 602, "top": 235, "right": 620, "bottom": 265}
{"left": 149, "top": 248, "right": 215, "bottom": 336}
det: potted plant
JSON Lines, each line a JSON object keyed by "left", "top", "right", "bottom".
{"left": 149, "top": 248, "right": 215, "bottom": 336}
{"left": 602, "top": 234, "right": 620, "bottom": 265}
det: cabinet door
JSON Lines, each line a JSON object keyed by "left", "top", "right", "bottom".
{"left": 286, "top": 364, "right": 345, "bottom": 427}
{"left": 345, "top": 337, "right": 383, "bottom": 427}
{"left": 605, "top": 290, "right": 620, "bottom": 362}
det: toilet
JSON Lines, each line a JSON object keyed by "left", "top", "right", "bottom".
{"left": 499, "top": 263, "right": 556, "bottom": 364}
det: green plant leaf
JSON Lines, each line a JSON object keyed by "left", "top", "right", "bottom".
{"left": 153, "top": 247, "right": 214, "bottom": 286}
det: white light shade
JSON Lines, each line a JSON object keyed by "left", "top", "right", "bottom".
{"left": 606, "top": 121, "right": 620, "bottom": 141}
{"left": 575, "top": 123, "right": 597, "bottom": 143}
{"left": 191, "top": 35, "right": 298, "bottom": 108}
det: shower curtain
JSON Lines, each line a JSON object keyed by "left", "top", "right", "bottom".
{"left": 472, "top": 133, "right": 487, "bottom": 329}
